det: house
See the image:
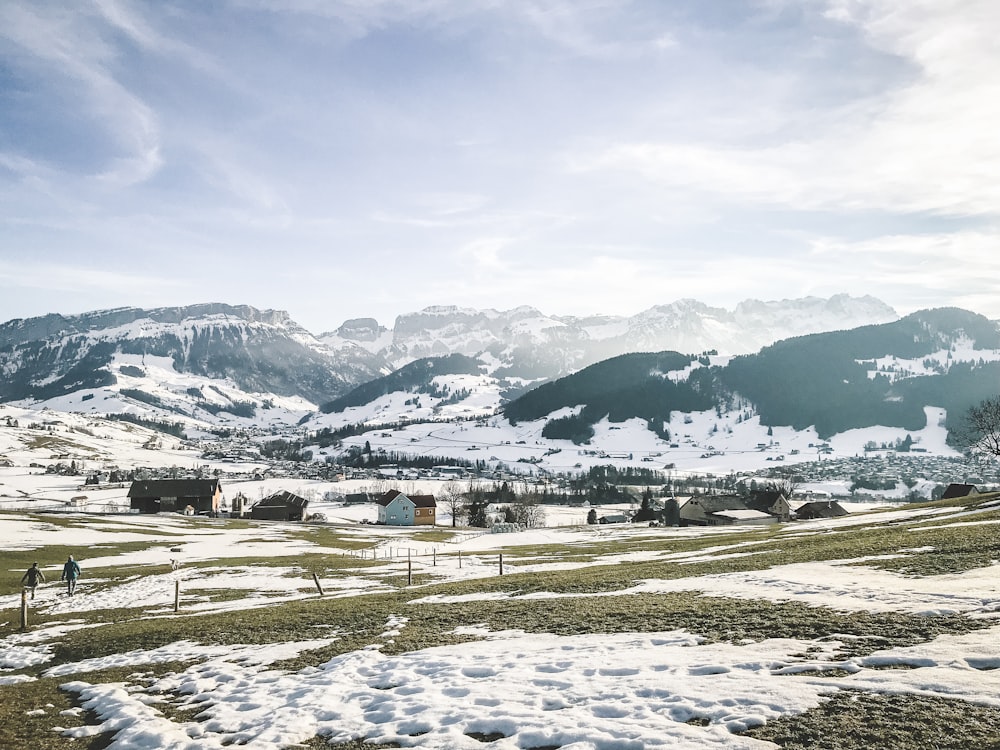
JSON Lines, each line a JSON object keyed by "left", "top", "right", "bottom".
{"left": 794, "top": 500, "right": 849, "bottom": 520}
{"left": 679, "top": 495, "right": 776, "bottom": 527}
{"left": 376, "top": 489, "right": 436, "bottom": 526}
{"left": 127, "top": 478, "right": 222, "bottom": 515}
{"left": 598, "top": 513, "right": 629, "bottom": 524}
{"left": 250, "top": 490, "right": 308, "bottom": 521}
{"left": 746, "top": 490, "right": 792, "bottom": 522}
{"left": 941, "top": 483, "right": 979, "bottom": 500}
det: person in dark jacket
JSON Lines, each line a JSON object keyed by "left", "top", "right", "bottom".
{"left": 21, "top": 562, "right": 45, "bottom": 599}
{"left": 61, "top": 555, "right": 81, "bottom": 596}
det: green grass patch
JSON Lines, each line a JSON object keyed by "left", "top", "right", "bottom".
{"left": 740, "top": 690, "right": 1000, "bottom": 749}
{"left": 407, "top": 529, "right": 463, "bottom": 543}
{"left": 281, "top": 524, "right": 376, "bottom": 550}
{"left": 0, "top": 660, "right": 193, "bottom": 750}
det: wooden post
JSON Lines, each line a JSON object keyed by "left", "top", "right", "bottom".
{"left": 459, "top": 551, "right": 462, "bottom": 569}
{"left": 407, "top": 558, "right": 412, "bottom": 586}
{"left": 433, "top": 548, "right": 437, "bottom": 567}
{"left": 312, "top": 572, "right": 325, "bottom": 595}
{"left": 20, "top": 590, "right": 28, "bottom": 630}
{"left": 174, "top": 580, "right": 180, "bottom": 613}
{"left": 499, "top": 553, "right": 503, "bottom": 576}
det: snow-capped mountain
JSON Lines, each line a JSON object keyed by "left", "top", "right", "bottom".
{"left": 0, "top": 295, "right": 899, "bottom": 431}
{"left": 0, "top": 304, "right": 383, "bottom": 426}
{"left": 298, "top": 308, "right": 1000, "bottom": 483}
{"left": 323, "top": 294, "right": 898, "bottom": 378}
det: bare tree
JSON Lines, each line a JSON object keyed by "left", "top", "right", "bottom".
{"left": 960, "top": 396, "right": 1000, "bottom": 460}
{"left": 438, "top": 481, "right": 466, "bottom": 527}
{"left": 510, "top": 489, "right": 546, "bottom": 528}
{"left": 765, "top": 477, "right": 801, "bottom": 500}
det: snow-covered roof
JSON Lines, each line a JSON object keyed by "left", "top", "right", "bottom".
{"left": 711, "top": 508, "right": 773, "bottom": 520}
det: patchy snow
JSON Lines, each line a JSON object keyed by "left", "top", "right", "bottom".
{"left": 858, "top": 337, "right": 1000, "bottom": 382}
{"left": 41, "top": 615, "right": 1000, "bottom": 750}
{"left": 1, "top": 495, "right": 999, "bottom": 748}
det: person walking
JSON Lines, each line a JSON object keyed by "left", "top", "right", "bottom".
{"left": 21, "top": 562, "right": 45, "bottom": 599}
{"left": 61, "top": 555, "right": 81, "bottom": 596}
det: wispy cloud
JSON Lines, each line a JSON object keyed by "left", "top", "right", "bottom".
{"left": 0, "top": 3, "right": 162, "bottom": 186}
{"left": 0, "top": 259, "right": 185, "bottom": 297}
{"left": 574, "top": 0, "right": 1000, "bottom": 218}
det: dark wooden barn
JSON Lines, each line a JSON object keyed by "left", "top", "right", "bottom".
{"left": 250, "top": 490, "right": 309, "bottom": 521}
{"left": 127, "top": 478, "right": 222, "bottom": 515}
{"left": 794, "top": 500, "right": 849, "bottom": 520}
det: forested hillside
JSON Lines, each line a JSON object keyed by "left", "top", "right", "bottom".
{"left": 320, "top": 353, "right": 485, "bottom": 413}
{"left": 502, "top": 308, "right": 1000, "bottom": 442}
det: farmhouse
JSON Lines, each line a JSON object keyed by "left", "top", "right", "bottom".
{"left": 127, "top": 478, "right": 222, "bottom": 515}
{"left": 679, "top": 495, "right": 776, "bottom": 527}
{"left": 745, "top": 489, "right": 792, "bottom": 522}
{"left": 376, "top": 489, "right": 436, "bottom": 526}
{"left": 250, "top": 490, "right": 308, "bottom": 521}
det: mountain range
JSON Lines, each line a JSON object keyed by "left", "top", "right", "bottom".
{"left": 322, "top": 294, "right": 898, "bottom": 378}
{"left": 0, "top": 295, "right": 895, "bottom": 425}
{"left": 2, "top": 297, "right": 999, "bottom": 470}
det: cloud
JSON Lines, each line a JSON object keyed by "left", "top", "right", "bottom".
{"left": 806, "top": 229, "right": 1000, "bottom": 314}
{"left": 572, "top": 0, "right": 1000, "bottom": 218}
{"left": 0, "top": 259, "right": 185, "bottom": 297}
{"left": 0, "top": 3, "right": 162, "bottom": 186}
{"left": 458, "top": 236, "right": 510, "bottom": 271}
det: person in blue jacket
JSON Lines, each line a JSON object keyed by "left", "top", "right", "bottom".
{"left": 61, "top": 555, "right": 81, "bottom": 596}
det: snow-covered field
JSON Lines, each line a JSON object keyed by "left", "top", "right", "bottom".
{"left": 3, "top": 491, "right": 1000, "bottom": 749}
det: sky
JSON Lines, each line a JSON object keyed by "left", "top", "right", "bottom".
{"left": 2, "top": 0, "right": 1000, "bottom": 335}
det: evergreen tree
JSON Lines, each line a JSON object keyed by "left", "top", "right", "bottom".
{"left": 467, "top": 498, "right": 489, "bottom": 528}
{"left": 632, "top": 487, "right": 656, "bottom": 522}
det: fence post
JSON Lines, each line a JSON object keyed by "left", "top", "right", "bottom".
{"left": 408, "top": 558, "right": 412, "bottom": 586}
{"left": 20, "top": 590, "right": 28, "bottom": 630}
{"left": 499, "top": 553, "right": 503, "bottom": 576}
{"left": 174, "top": 580, "right": 180, "bottom": 613}
{"left": 312, "top": 572, "right": 325, "bottom": 596}
{"left": 459, "top": 551, "right": 462, "bottom": 569}
{"left": 433, "top": 548, "right": 437, "bottom": 567}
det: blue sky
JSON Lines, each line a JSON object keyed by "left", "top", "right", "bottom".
{"left": 2, "top": 0, "right": 999, "bottom": 334}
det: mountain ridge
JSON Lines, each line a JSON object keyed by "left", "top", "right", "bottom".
{"left": 322, "top": 293, "right": 898, "bottom": 379}
{"left": 0, "top": 295, "right": 905, "bottom": 436}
